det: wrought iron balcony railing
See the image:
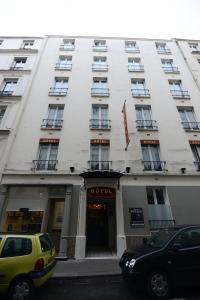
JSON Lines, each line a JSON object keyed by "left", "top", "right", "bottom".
{"left": 92, "top": 63, "right": 108, "bottom": 71}
{"left": 41, "top": 119, "right": 63, "bottom": 129}
{"left": 90, "top": 119, "right": 111, "bottom": 130}
{"left": 149, "top": 220, "right": 176, "bottom": 230}
{"left": 125, "top": 46, "right": 140, "bottom": 53}
{"left": 59, "top": 44, "right": 75, "bottom": 51}
{"left": 131, "top": 88, "right": 150, "bottom": 97}
{"left": 162, "top": 66, "right": 179, "bottom": 73}
{"left": 182, "top": 122, "right": 200, "bottom": 131}
{"left": 55, "top": 62, "right": 72, "bottom": 70}
{"left": 93, "top": 45, "right": 108, "bottom": 51}
{"left": 194, "top": 161, "right": 200, "bottom": 171}
{"left": 88, "top": 160, "right": 112, "bottom": 171}
{"left": 143, "top": 160, "right": 166, "bottom": 171}
{"left": 128, "top": 65, "right": 144, "bottom": 72}
{"left": 136, "top": 120, "right": 158, "bottom": 130}
{"left": 33, "top": 160, "right": 58, "bottom": 170}
{"left": 157, "top": 48, "right": 171, "bottom": 54}
{"left": 0, "top": 91, "right": 13, "bottom": 97}
{"left": 49, "top": 87, "right": 68, "bottom": 96}
{"left": 10, "top": 66, "right": 24, "bottom": 70}
{"left": 91, "top": 87, "right": 109, "bottom": 96}
{"left": 191, "top": 49, "right": 200, "bottom": 54}
{"left": 170, "top": 90, "right": 190, "bottom": 99}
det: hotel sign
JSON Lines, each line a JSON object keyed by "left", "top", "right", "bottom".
{"left": 40, "top": 138, "right": 59, "bottom": 144}
{"left": 141, "top": 140, "right": 159, "bottom": 145}
{"left": 189, "top": 140, "right": 200, "bottom": 145}
{"left": 87, "top": 187, "right": 115, "bottom": 199}
{"left": 91, "top": 139, "right": 110, "bottom": 145}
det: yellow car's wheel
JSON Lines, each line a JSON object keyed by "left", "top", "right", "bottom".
{"left": 8, "top": 277, "right": 35, "bottom": 300}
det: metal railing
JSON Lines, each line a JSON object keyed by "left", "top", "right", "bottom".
{"left": 91, "top": 87, "right": 109, "bottom": 96}
{"left": 194, "top": 161, "right": 200, "bottom": 171}
{"left": 149, "top": 220, "right": 176, "bottom": 230}
{"left": 33, "top": 160, "right": 58, "bottom": 170}
{"left": 10, "top": 66, "right": 24, "bottom": 70}
{"left": 131, "top": 88, "right": 150, "bottom": 97}
{"left": 128, "top": 64, "right": 144, "bottom": 72}
{"left": 170, "top": 90, "right": 190, "bottom": 98}
{"left": 49, "top": 87, "right": 68, "bottom": 96}
{"left": 182, "top": 122, "right": 200, "bottom": 131}
{"left": 191, "top": 49, "right": 200, "bottom": 54}
{"left": 92, "top": 63, "right": 108, "bottom": 71}
{"left": 136, "top": 120, "right": 158, "bottom": 130}
{"left": 41, "top": 119, "right": 63, "bottom": 129}
{"left": 143, "top": 161, "right": 166, "bottom": 171}
{"left": 162, "top": 66, "right": 179, "bottom": 73}
{"left": 90, "top": 119, "right": 111, "bottom": 129}
{"left": 88, "top": 161, "right": 112, "bottom": 171}
{"left": 59, "top": 44, "right": 75, "bottom": 51}
{"left": 0, "top": 91, "right": 13, "bottom": 96}
{"left": 93, "top": 45, "right": 108, "bottom": 51}
{"left": 55, "top": 62, "right": 72, "bottom": 70}
{"left": 125, "top": 46, "right": 140, "bottom": 53}
{"left": 157, "top": 48, "right": 171, "bottom": 54}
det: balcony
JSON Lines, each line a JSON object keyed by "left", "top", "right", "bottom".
{"left": 59, "top": 44, "right": 75, "bottom": 51}
{"left": 191, "top": 49, "right": 200, "bottom": 54}
{"left": 0, "top": 91, "right": 14, "bottom": 97}
{"left": 10, "top": 66, "right": 25, "bottom": 71}
{"left": 92, "top": 63, "right": 108, "bottom": 71}
{"left": 170, "top": 90, "right": 190, "bottom": 99}
{"left": 149, "top": 220, "right": 176, "bottom": 230}
{"left": 143, "top": 161, "right": 166, "bottom": 171}
{"left": 41, "top": 119, "right": 63, "bottom": 130}
{"left": 182, "top": 122, "right": 200, "bottom": 131}
{"left": 33, "top": 160, "right": 58, "bottom": 170}
{"left": 131, "top": 89, "right": 150, "bottom": 97}
{"left": 93, "top": 45, "right": 108, "bottom": 52}
{"left": 162, "top": 66, "right": 179, "bottom": 73}
{"left": 128, "top": 65, "right": 144, "bottom": 72}
{"left": 55, "top": 62, "right": 72, "bottom": 70}
{"left": 88, "top": 161, "right": 112, "bottom": 171}
{"left": 125, "top": 46, "right": 140, "bottom": 53}
{"left": 49, "top": 87, "right": 68, "bottom": 96}
{"left": 194, "top": 161, "right": 200, "bottom": 171}
{"left": 90, "top": 119, "right": 111, "bottom": 130}
{"left": 91, "top": 87, "right": 109, "bottom": 97}
{"left": 136, "top": 120, "right": 158, "bottom": 130}
{"left": 157, "top": 48, "right": 171, "bottom": 54}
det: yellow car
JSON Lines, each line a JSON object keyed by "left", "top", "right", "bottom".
{"left": 0, "top": 233, "right": 56, "bottom": 299}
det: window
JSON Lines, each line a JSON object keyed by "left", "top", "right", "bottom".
{"left": 0, "top": 106, "right": 7, "bottom": 124}
{"left": 90, "top": 143, "right": 110, "bottom": 170}
{"left": 174, "top": 228, "right": 200, "bottom": 248}
{"left": 0, "top": 79, "right": 18, "bottom": 96}
{"left": 93, "top": 40, "right": 107, "bottom": 51}
{"left": 178, "top": 107, "right": 199, "bottom": 130}
{"left": 49, "top": 78, "right": 68, "bottom": 96}
{"left": 91, "top": 78, "right": 109, "bottom": 96}
{"left": 141, "top": 143, "right": 165, "bottom": 171}
{"left": 128, "top": 58, "right": 144, "bottom": 72}
{"left": 60, "top": 39, "right": 75, "bottom": 50}
{"left": 39, "top": 234, "right": 54, "bottom": 252}
{"left": 131, "top": 79, "right": 150, "bottom": 97}
{"left": 21, "top": 40, "right": 34, "bottom": 49}
{"left": 136, "top": 106, "right": 157, "bottom": 130}
{"left": 42, "top": 105, "right": 64, "bottom": 129}
{"left": 162, "top": 59, "right": 179, "bottom": 73}
{"left": 189, "top": 43, "right": 200, "bottom": 53}
{"left": 156, "top": 42, "right": 171, "bottom": 54}
{"left": 190, "top": 144, "right": 200, "bottom": 170}
{"left": 11, "top": 57, "right": 27, "bottom": 70}
{"left": 92, "top": 56, "right": 108, "bottom": 71}
{"left": 34, "top": 141, "right": 59, "bottom": 170}
{"left": 169, "top": 80, "right": 190, "bottom": 98}
{"left": 55, "top": 56, "right": 72, "bottom": 70}
{"left": 0, "top": 40, "right": 3, "bottom": 46}
{"left": 125, "top": 41, "right": 139, "bottom": 53}
{"left": 90, "top": 105, "right": 110, "bottom": 129}
{"left": 1, "top": 238, "right": 32, "bottom": 257}
{"left": 146, "top": 188, "right": 165, "bottom": 205}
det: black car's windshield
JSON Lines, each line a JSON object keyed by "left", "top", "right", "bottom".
{"left": 147, "top": 228, "right": 178, "bottom": 248}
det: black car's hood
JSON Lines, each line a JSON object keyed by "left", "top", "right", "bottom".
{"left": 125, "top": 244, "right": 160, "bottom": 259}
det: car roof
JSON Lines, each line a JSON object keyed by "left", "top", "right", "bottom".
{"left": 0, "top": 232, "right": 45, "bottom": 237}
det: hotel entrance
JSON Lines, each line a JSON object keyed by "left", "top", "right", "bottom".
{"left": 86, "top": 187, "right": 116, "bottom": 257}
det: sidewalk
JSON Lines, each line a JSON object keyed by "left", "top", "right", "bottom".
{"left": 53, "top": 258, "right": 121, "bottom": 278}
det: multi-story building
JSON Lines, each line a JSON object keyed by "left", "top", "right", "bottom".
{"left": 0, "top": 36, "right": 200, "bottom": 260}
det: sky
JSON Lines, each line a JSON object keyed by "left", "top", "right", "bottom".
{"left": 1, "top": 0, "right": 200, "bottom": 39}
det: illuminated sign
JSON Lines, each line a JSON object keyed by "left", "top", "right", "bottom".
{"left": 91, "top": 139, "right": 110, "bottom": 145}
{"left": 87, "top": 187, "right": 115, "bottom": 199}
{"left": 141, "top": 140, "right": 159, "bottom": 145}
{"left": 189, "top": 140, "right": 200, "bottom": 145}
{"left": 40, "top": 138, "right": 59, "bottom": 144}
{"left": 122, "top": 101, "right": 130, "bottom": 150}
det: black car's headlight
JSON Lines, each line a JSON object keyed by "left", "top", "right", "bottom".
{"left": 129, "top": 258, "right": 136, "bottom": 268}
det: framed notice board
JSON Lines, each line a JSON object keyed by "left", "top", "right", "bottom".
{"left": 129, "top": 207, "right": 144, "bottom": 227}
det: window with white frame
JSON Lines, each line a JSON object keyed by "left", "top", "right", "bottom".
{"left": 189, "top": 42, "right": 200, "bottom": 53}
{"left": 92, "top": 78, "right": 109, "bottom": 96}
{"left": 56, "top": 56, "right": 72, "bottom": 70}
{"left": 90, "top": 143, "right": 110, "bottom": 170}
{"left": 61, "top": 39, "right": 75, "bottom": 50}
{"left": 91, "top": 104, "right": 110, "bottom": 129}
{"left": 93, "top": 56, "right": 108, "bottom": 71}
{"left": 162, "top": 59, "right": 178, "bottom": 73}
{"left": 125, "top": 41, "right": 139, "bottom": 52}
{"left": 42, "top": 105, "right": 64, "bottom": 129}
{"left": 136, "top": 106, "right": 157, "bottom": 129}
{"left": 128, "top": 58, "right": 143, "bottom": 71}
{"left": 21, "top": 40, "right": 34, "bottom": 49}
{"left": 35, "top": 142, "right": 59, "bottom": 170}
{"left": 141, "top": 144, "right": 164, "bottom": 171}
{"left": 146, "top": 187, "right": 165, "bottom": 204}
{"left": 11, "top": 57, "right": 27, "bottom": 70}
{"left": 131, "top": 79, "right": 150, "bottom": 97}
{"left": 178, "top": 107, "right": 199, "bottom": 130}
{"left": 49, "top": 78, "right": 68, "bottom": 95}
{"left": 0, "top": 106, "right": 7, "bottom": 124}
{"left": 156, "top": 42, "right": 171, "bottom": 54}
{"left": 1, "top": 79, "right": 18, "bottom": 96}
{"left": 169, "top": 80, "right": 189, "bottom": 98}
{"left": 191, "top": 144, "right": 200, "bottom": 165}
{"left": 93, "top": 40, "right": 107, "bottom": 51}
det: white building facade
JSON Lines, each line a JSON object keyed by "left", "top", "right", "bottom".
{"left": 0, "top": 36, "right": 200, "bottom": 259}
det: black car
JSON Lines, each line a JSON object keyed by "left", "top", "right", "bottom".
{"left": 119, "top": 225, "right": 200, "bottom": 299}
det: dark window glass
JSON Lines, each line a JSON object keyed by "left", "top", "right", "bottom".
{"left": 39, "top": 234, "right": 54, "bottom": 252}
{"left": 147, "top": 188, "right": 154, "bottom": 204}
{"left": 1, "top": 238, "right": 32, "bottom": 257}
{"left": 156, "top": 189, "right": 165, "bottom": 204}
{"left": 175, "top": 228, "right": 200, "bottom": 248}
